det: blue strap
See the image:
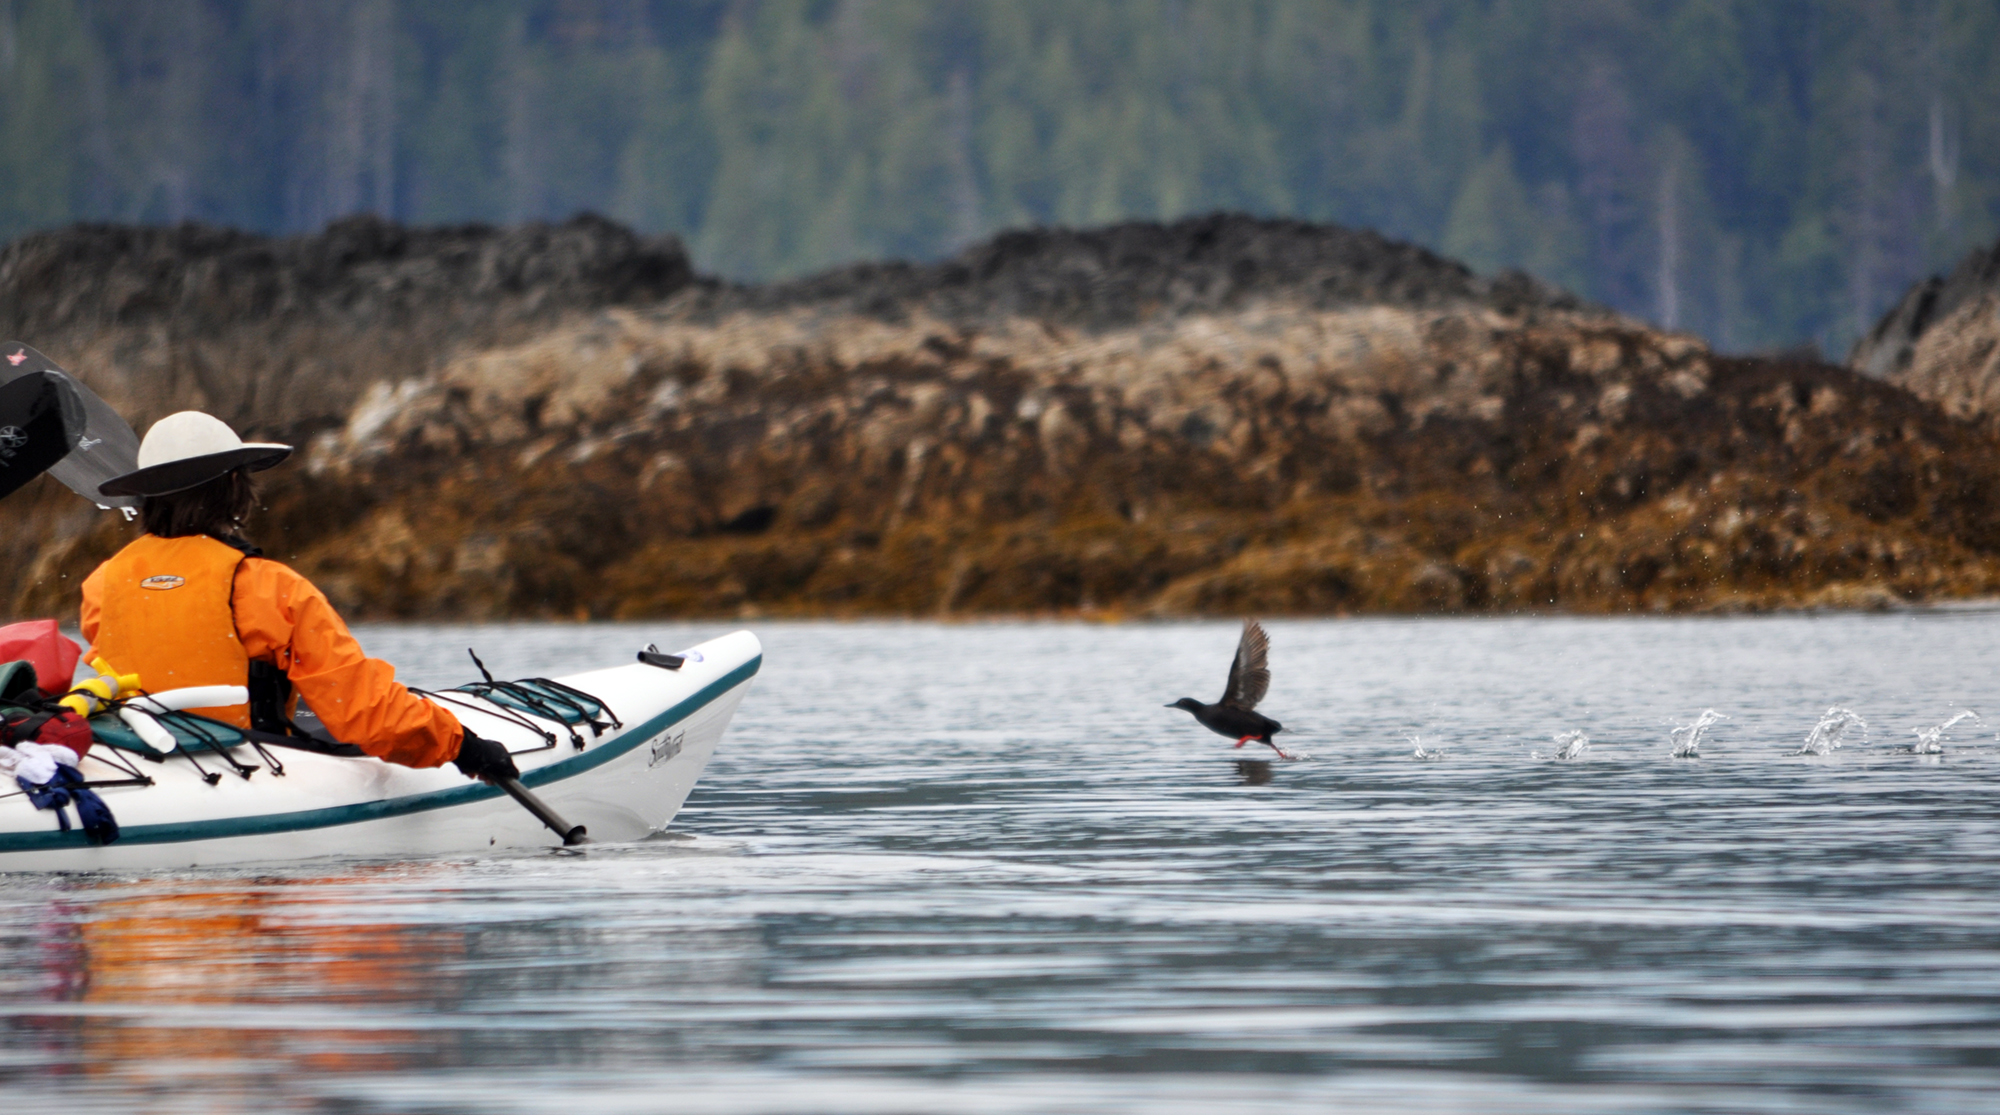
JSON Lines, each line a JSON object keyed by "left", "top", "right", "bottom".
{"left": 17, "top": 774, "right": 73, "bottom": 831}
{"left": 17, "top": 766, "right": 119, "bottom": 844}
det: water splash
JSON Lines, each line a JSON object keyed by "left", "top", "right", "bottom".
{"left": 1533, "top": 730, "right": 1590, "bottom": 761}
{"left": 1669, "top": 709, "right": 1727, "bottom": 758}
{"left": 1911, "top": 710, "right": 1980, "bottom": 754}
{"left": 1408, "top": 734, "right": 1446, "bottom": 761}
{"left": 1798, "top": 707, "right": 1868, "bottom": 756}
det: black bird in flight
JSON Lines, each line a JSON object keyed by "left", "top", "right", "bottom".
{"left": 1166, "top": 618, "right": 1292, "bottom": 759}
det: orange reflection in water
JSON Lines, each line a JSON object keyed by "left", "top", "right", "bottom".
{"left": 38, "top": 867, "right": 468, "bottom": 1088}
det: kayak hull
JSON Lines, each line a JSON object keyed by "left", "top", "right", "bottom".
{"left": 0, "top": 631, "right": 760, "bottom": 871}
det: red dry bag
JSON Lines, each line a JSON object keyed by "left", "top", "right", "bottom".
{"left": 0, "top": 619, "right": 83, "bottom": 695}
{"left": 34, "top": 708, "right": 94, "bottom": 759}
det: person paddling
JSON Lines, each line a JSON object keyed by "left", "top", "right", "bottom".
{"left": 78, "top": 411, "right": 518, "bottom": 783}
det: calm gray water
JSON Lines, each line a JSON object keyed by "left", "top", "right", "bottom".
{"left": 5, "top": 615, "right": 2000, "bottom": 1114}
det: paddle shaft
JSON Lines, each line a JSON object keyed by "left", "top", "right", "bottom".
{"left": 495, "top": 777, "right": 590, "bottom": 846}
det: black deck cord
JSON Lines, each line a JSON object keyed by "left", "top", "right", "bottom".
{"left": 0, "top": 781, "right": 144, "bottom": 802}
{"left": 495, "top": 682, "right": 596, "bottom": 744}
{"left": 0, "top": 755, "right": 156, "bottom": 797}
{"left": 466, "top": 648, "right": 576, "bottom": 745}
{"left": 501, "top": 675, "right": 618, "bottom": 734}
{"left": 161, "top": 711, "right": 249, "bottom": 774}
{"left": 467, "top": 649, "right": 620, "bottom": 739}
{"left": 79, "top": 732, "right": 156, "bottom": 787}
{"left": 411, "top": 687, "right": 559, "bottom": 753}
{"left": 411, "top": 650, "right": 621, "bottom": 755}
{"left": 461, "top": 651, "right": 587, "bottom": 749}
{"left": 417, "top": 688, "right": 558, "bottom": 751}
{"left": 111, "top": 705, "right": 220, "bottom": 784}
{"left": 466, "top": 647, "right": 608, "bottom": 735}
{"left": 170, "top": 735, "right": 221, "bottom": 785}
{"left": 0, "top": 739, "right": 156, "bottom": 797}
{"left": 83, "top": 776, "right": 153, "bottom": 790}
{"left": 174, "top": 713, "right": 258, "bottom": 780}
{"left": 245, "top": 737, "right": 285, "bottom": 777}
{"left": 522, "top": 677, "right": 621, "bottom": 734}
{"left": 158, "top": 710, "right": 259, "bottom": 781}
{"left": 494, "top": 680, "right": 601, "bottom": 735}
{"left": 464, "top": 681, "right": 587, "bottom": 749}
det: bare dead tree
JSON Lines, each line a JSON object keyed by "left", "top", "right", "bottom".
{"left": 1655, "top": 157, "right": 1680, "bottom": 331}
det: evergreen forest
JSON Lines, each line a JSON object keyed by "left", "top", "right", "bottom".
{"left": 1, "top": 0, "right": 1996, "bottom": 355}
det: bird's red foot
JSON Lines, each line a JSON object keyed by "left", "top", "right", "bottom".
{"left": 1263, "top": 740, "right": 1296, "bottom": 760}
{"left": 1234, "top": 736, "right": 1254, "bottom": 748}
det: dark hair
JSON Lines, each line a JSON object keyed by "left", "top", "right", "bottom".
{"left": 141, "top": 468, "right": 259, "bottom": 539}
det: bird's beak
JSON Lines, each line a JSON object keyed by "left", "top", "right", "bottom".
{"left": 1162, "top": 702, "right": 1176, "bottom": 708}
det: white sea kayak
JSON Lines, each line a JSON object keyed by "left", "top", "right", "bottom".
{"left": 0, "top": 630, "right": 761, "bottom": 871}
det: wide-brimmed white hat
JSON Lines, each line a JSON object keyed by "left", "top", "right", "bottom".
{"left": 98, "top": 411, "right": 292, "bottom": 498}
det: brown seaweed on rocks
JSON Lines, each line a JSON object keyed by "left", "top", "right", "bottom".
{"left": 7, "top": 213, "right": 2000, "bottom": 620}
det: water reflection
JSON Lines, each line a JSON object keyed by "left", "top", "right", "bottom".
{"left": 7, "top": 617, "right": 2000, "bottom": 1113}
{"left": 1234, "top": 759, "right": 1274, "bottom": 786}
{"left": 6, "top": 870, "right": 465, "bottom": 1098}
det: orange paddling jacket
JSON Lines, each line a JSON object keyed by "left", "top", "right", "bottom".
{"left": 80, "top": 534, "right": 463, "bottom": 768}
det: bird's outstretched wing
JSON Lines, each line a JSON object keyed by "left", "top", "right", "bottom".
{"left": 1221, "top": 618, "right": 1270, "bottom": 710}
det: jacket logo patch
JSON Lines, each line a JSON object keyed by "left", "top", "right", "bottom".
{"left": 140, "top": 575, "right": 186, "bottom": 591}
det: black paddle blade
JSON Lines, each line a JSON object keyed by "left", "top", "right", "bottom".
{"left": 0, "top": 341, "right": 141, "bottom": 509}
{"left": 0, "top": 372, "right": 85, "bottom": 502}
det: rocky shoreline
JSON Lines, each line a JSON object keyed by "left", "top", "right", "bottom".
{"left": 7, "top": 215, "right": 2000, "bottom": 620}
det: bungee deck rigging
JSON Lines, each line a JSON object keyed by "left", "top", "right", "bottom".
{"left": 0, "top": 629, "right": 762, "bottom": 869}
{"left": 7, "top": 653, "right": 627, "bottom": 842}
{"left": 412, "top": 650, "right": 625, "bottom": 754}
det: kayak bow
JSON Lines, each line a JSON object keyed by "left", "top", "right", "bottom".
{"left": 0, "top": 630, "right": 760, "bottom": 870}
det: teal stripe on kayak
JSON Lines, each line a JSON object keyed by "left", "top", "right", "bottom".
{"left": 0, "top": 654, "right": 760, "bottom": 855}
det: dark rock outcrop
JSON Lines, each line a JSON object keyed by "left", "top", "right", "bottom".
{"left": 0, "top": 213, "right": 692, "bottom": 432}
{"left": 1849, "top": 236, "right": 2000, "bottom": 419}
{"left": 697, "top": 212, "right": 1589, "bottom": 327}
{"left": 9, "top": 213, "right": 2000, "bottom": 621}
